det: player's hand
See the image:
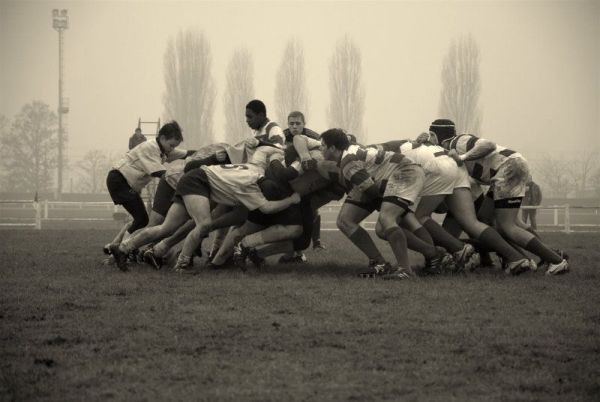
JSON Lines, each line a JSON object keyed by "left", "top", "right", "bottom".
{"left": 290, "top": 192, "right": 301, "bottom": 204}
{"left": 301, "top": 158, "right": 317, "bottom": 171}
{"left": 215, "top": 149, "right": 228, "bottom": 162}
{"left": 447, "top": 149, "right": 463, "bottom": 166}
{"left": 245, "top": 137, "right": 259, "bottom": 148}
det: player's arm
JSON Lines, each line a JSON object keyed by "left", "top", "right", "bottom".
{"left": 166, "top": 148, "right": 195, "bottom": 162}
{"left": 258, "top": 192, "right": 301, "bottom": 214}
{"left": 448, "top": 135, "right": 495, "bottom": 164}
{"left": 265, "top": 125, "right": 285, "bottom": 146}
{"left": 340, "top": 156, "right": 380, "bottom": 200}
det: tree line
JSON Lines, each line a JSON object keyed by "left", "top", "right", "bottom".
{"left": 6, "top": 32, "right": 588, "bottom": 199}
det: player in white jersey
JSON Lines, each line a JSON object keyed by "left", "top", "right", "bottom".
{"left": 431, "top": 119, "right": 569, "bottom": 275}
{"left": 110, "top": 162, "right": 301, "bottom": 272}
{"left": 318, "top": 129, "right": 428, "bottom": 280}
{"left": 373, "top": 134, "right": 532, "bottom": 274}
{"left": 105, "top": 121, "right": 190, "bottom": 265}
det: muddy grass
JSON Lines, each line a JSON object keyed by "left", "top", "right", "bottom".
{"left": 1, "top": 229, "right": 599, "bottom": 401}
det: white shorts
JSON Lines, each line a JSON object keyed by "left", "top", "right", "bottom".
{"left": 345, "top": 164, "right": 425, "bottom": 211}
{"left": 490, "top": 156, "right": 530, "bottom": 200}
{"left": 421, "top": 157, "right": 470, "bottom": 196}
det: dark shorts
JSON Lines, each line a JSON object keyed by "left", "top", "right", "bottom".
{"left": 152, "top": 176, "right": 176, "bottom": 216}
{"left": 106, "top": 170, "right": 140, "bottom": 205}
{"left": 247, "top": 204, "right": 302, "bottom": 227}
{"left": 174, "top": 168, "right": 210, "bottom": 203}
{"left": 344, "top": 197, "right": 382, "bottom": 213}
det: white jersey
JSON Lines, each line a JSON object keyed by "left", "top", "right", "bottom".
{"left": 202, "top": 163, "right": 267, "bottom": 211}
{"left": 113, "top": 139, "right": 185, "bottom": 192}
{"left": 444, "top": 134, "right": 524, "bottom": 185}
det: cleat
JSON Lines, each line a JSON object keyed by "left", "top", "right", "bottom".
{"left": 247, "top": 248, "right": 266, "bottom": 268}
{"left": 453, "top": 243, "right": 479, "bottom": 272}
{"left": 382, "top": 267, "right": 414, "bottom": 280}
{"left": 233, "top": 243, "right": 249, "bottom": 271}
{"left": 108, "top": 244, "right": 128, "bottom": 272}
{"left": 278, "top": 253, "right": 307, "bottom": 264}
{"left": 480, "top": 252, "right": 496, "bottom": 268}
{"left": 504, "top": 258, "right": 531, "bottom": 276}
{"left": 312, "top": 241, "right": 326, "bottom": 251}
{"left": 101, "top": 255, "right": 116, "bottom": 266}
{"left": 440, "top": 253, "right": 458, "bottom": 273}
{"left": 529, "top": 259, "right": 538, "bottom": 272}
{"left": 143, "top": 249, "right": 163, "bottom": 270}
{"left": 173, "top": 261, "right": 192, "bottom": 273}
{"left": 127, "top": 249, "right": 140, "bottom": 264}
{"left": 103, "top": 243, "right": 113, "bottom": 255}
{"left": 545, "top": 259, "right": 569, "bottom": 276}
{"left": 357, "top": 262, "right": 392, "bottom": 278}
{"left": 422, "top": 256, "right": 443, "bottom": 276}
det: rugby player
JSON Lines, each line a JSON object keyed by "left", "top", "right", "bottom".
{"left": 317, "top": 128, "right": 429, "bottom": 280}
{"left": 105, "top": 121, "right": 191, "bottom": 262}
{"left": 430, "top": 119, "right": 569, "bottom": 275}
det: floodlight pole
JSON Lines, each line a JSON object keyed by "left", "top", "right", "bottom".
{"left": 52, "top": 9, "right": 69, "bottom": 199}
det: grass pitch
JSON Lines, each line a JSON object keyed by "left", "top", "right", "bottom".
{"left": 1, "top": 227, "right": 599, "bottom": 401}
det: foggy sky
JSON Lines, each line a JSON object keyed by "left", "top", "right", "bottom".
{"left": 1, "top": 0, "right": 598, "bottom": 170}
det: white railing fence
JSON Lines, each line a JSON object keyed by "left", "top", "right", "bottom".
{"left": 0, "top": 200, "right": 599, "bottom": 233}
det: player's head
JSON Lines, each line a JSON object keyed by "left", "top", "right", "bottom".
{"left": 415, "top": 131, "right": 439, "bottom": 145}
{"left": 429, "top": 119, "right": 456, "bottom": 143}
{"left": 134, "top": 127, "right": 142, "bottom": 134}
{"left": 346, "top": 133, "right": 358, "bottom": 145}
{"left": 320, "top": 128, "right": 350, "bottom": 161}
{"left": 287, "top": 111, "right": 305, "bottom": 136}
{"left": 157, "top": 120, "right": 183, "bottom": 154}
{"left": 245, "top": 99, "right": 267, "bottom": 130}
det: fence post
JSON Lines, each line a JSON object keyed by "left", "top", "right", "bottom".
{"left": 44, "top": 200, "right": 49, "bottom": 219}
{"left": 34, "top": 201, "right": 42, "bottom": 230}
{"left": 553, "top": 207, "right": 558, "bottom": 226}
{"left": 564, "top": 204, "right": 571, "bottom": 234}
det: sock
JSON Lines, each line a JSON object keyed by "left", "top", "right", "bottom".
{"left": 476, "top": 227, "right": 522, "bottom": 262}
{"left": 177, "top": 253, "right": 192, "bottom": 265}
{"left": 524, "top": 237, "right": 562, "bottom": 264}
{"left": 312, "top": 214, "right": 321, "bottom": 244}
{"left": 422, "top": 219, "right": 463, "bottom": 253}
{"left": 403, "top": 228, "right": 438, "bottom": 259}
{"left": 384, "top": 227, "right": 410, "bottom": 268}
{"left": 348, "top": 226, "right": 385, "bottom": 263}
{"left": 413, "top": 226, "right": 434, "bottom": 246}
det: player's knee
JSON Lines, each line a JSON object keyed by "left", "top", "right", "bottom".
{"left": 336, "top": 215, "right": 355, "bottom": 235}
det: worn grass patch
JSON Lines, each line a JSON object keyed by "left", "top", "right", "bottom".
{"left": 1, "top": 229, "right": 599, "bottom": 401}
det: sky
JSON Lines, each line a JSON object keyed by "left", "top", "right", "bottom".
{"left": 1, "top": 0, "right": 598, "bottom": 178}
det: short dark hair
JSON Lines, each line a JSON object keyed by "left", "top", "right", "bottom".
{"left": 429, "top": 119, "right": 456, "bottom": 143}
{"left": 246, "top": 99, "right": 266, "bottom": 115}
{"left": 287, "top": 111, "right": 305, "bottom": 123}
{"left": 321, "top": 128, "right": 350, "bottom": 151}
{"left": 158, "top": 120, "right": 183, "bottom": 142}
{"left": 134, "top": 127, "right": 142, "bottom": 133}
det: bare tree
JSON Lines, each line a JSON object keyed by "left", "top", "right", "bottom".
{"left": 275, "top": 37, "right": 308, "bottom": 124}
{"left": 563, "top": 148, "right": 599, "bottom": 194}
{"left": 439, "top": 34, "right": 482, "bottom": 134}
{"left": 76, "top": 149, "right": 111, "bottom": 194}
{"left": 0, "top": 102, "right": 57, "bottom": 193}
{"left": 163, "top": 29, "right": 216, "bottom": 149}
{"left": 530, "top": 155, "right": 572, "bottom": 198}
{"left": 223, "top": 47, "right": 254, "bottom": 144}
{"left": 327, "top": 35, "right": 366, "bottom": 142}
